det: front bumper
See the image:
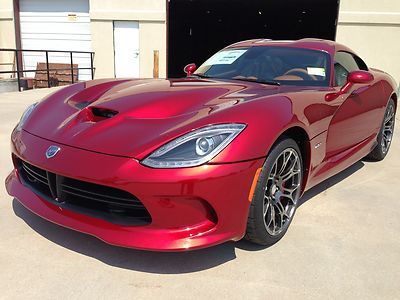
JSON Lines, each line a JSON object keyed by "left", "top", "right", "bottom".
{"left": 6, "top": 130, "right": 264, "bottom": 251}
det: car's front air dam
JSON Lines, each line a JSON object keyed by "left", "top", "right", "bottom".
{"left": 6, "top": 130, "right": 265, "bottom": 251}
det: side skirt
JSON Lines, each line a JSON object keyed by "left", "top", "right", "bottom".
{"left": 304, "top": 133, "right": 378, "bottom": 191}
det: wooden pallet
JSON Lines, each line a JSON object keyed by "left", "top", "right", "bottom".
{"left": 34, "top": 62, "right": 78, "bottom": 88}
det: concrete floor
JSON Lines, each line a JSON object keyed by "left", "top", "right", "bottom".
{"left": 1, "top": 88, "right": 399, "bottom": 300}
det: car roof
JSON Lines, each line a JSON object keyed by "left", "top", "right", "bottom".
{"left": 226, "top": 38, "right": 355, "bottom": 56}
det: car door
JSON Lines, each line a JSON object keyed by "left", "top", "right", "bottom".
{"left": 325, "top": 51, "right": 382, "bottom": 158}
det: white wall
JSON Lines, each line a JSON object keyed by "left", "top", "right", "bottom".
{"left": 89, "top": 0, "right": 167, "bottom": 79}
{"left": 336, "top": 0, "right": 400, "bottom": 85}
{"left": 0, "top": 0, "right": 16, "bottom": 77}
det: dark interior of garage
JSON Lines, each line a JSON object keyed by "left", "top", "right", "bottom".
{"left": 168, "top": 0, "right": 340, "bottom": 77}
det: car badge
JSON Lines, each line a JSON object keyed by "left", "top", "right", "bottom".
{"left": 46, "top": 146, "right": 61, "bottom": 159}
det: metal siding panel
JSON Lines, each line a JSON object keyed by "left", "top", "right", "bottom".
{"left": 19, "top": 0, "right": 92, "bottom": 81}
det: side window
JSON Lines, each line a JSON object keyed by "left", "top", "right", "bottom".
{"left": 354, "top": 55, "right": 369, "bottom": 71}
{"left": 333, "top": 51, "right": 360, "bottom": 86}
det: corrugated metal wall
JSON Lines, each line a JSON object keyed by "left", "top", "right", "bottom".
{"left": 19, "top": 0, "right": 92, "bottom": 80}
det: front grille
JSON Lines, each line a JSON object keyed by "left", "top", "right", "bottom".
{"left": 17, "top": 158, "right": 151, "bottom": 226}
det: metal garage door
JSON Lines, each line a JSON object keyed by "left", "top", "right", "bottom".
{"left": 20, "top": 0, "right": 92, "bottom": 81}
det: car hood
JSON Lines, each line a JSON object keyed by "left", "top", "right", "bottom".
{"left": 24, "top": 78, "right": 297, "bottom": 159}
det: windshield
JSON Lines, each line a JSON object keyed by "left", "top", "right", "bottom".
{"left": 195, "top": 46, "right": 331, "bottom": 87}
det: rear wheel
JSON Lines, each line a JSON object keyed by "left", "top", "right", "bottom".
{"left": 245, "top": 138, "right": 303, "bottom": 246}
{"left": 366, "top": 99, "right": 396, "bottom": 161}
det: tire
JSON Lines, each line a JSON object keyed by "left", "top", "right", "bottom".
{"left": 245, "top": 138, "right": 303, "bottom": 246}
{"left": 366, "top": 99, "right": 396, "bottom": 161}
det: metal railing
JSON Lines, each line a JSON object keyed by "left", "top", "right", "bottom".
{"left": 0, "top": 48, "right": 95, "bottom": 91}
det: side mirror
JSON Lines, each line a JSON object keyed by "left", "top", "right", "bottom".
{"left": 184, "top": 63, "right": 197, "bottom": 77}
{"left": 347, "top": 70, "right": 374, "bottom": 84}
{"left": 326, "top": 70, "right": 374, "bottom": 102}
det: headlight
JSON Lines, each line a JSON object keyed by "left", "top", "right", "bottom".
{"left": 142, "top": 123, "right": 246, "bottom": 168}
{"left": 16, "top": 102, "right": 38, "bottom": 131}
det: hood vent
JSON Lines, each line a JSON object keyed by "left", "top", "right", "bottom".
{"left": 75, "top": 107, "right": 119, "bottom": 123}
{"left": 75, "top": 106, "right": 119, "bottom": 123}
{"left": 91, "top": 107, "right": 118, "bottom": 119}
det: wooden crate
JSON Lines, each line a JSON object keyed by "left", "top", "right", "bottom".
{"left": 34, "top": 63, "right": 79, "bottom": 88}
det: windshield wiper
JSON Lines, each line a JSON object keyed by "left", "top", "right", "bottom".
{"left": 230, "top": 77, "right": 281, "bottom": 86}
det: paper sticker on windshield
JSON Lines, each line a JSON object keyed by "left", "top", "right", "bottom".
{"left": 204, "top": 50, "right": 247, "bottom": 65}
{"left": 307, "top": 67, "right": 326, "bottom": 77}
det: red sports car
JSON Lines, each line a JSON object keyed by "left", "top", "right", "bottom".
{"left": 6, "top": 39, "right": 397, "bottom": 251}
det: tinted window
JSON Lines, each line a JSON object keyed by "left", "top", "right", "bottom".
{"left": 334, "top": 51, "right": 360, "bottom": 86}
{"left": 354, "top": 55, "right": 368, "bottom": 71}
{"left": 195, "top": 46, "right": 331, "bottom": 87}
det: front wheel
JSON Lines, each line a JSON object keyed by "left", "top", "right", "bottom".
{"left": 245, "top": 138, "right": 303, "bottom": 246}
{"left": 366, "top": 99, "right": 396, "bottom": 161}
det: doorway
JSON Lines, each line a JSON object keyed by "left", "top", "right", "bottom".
{"left": 168, "top": 0, "right": 340, "bottom": 78}
{"left": 113, "top": 21, "right": 140, "bottom": 78}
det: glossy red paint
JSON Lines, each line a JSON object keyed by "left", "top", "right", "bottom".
{"left": 325, "top": 70, "right": 375, "bottom": 102}
{"left": 7, "top": 129, "right": 264, "bottom": 251}
{"left": 5, "top": 39, "right": 398, "bottom": 251}
{"left": 184, "top": 63, "right": 197, "bottom": 76}
{"left": 348, "top": 70, "right": 374, "bottom": 84}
